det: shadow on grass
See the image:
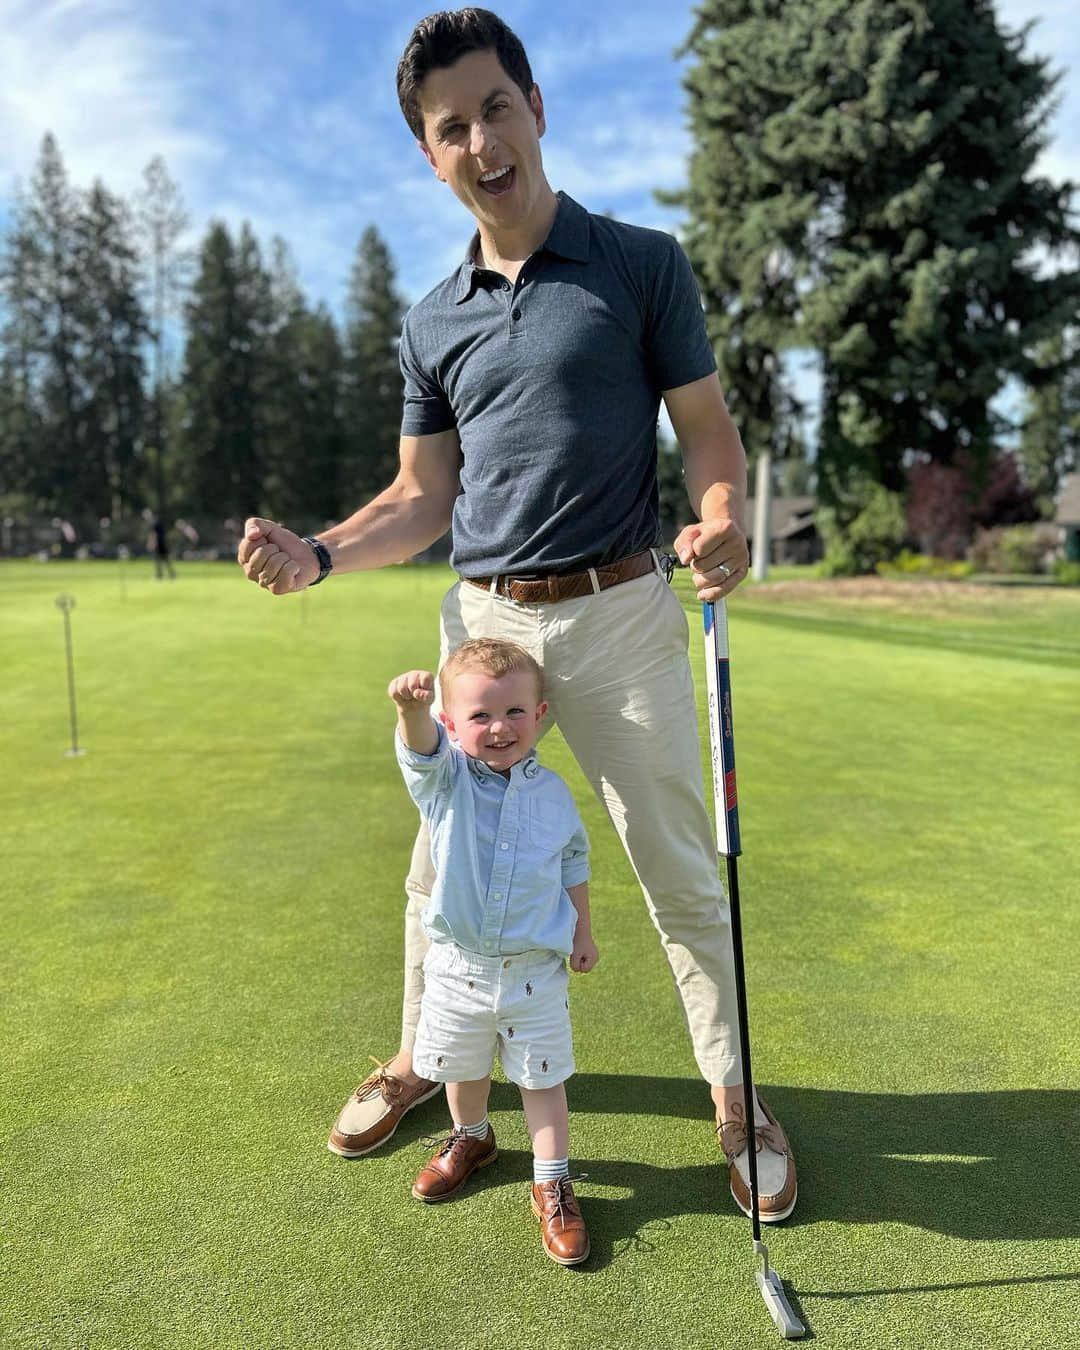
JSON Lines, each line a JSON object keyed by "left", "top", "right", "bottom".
{"left": 343, "top": 1077, "right": 1079, "bottom": 1304}
{"left": 481, "top": 1076, "right": 1080, "bottom": 1252}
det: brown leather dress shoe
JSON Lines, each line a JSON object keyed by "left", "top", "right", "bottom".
{"left": 717, "top": 1093, "right": 797, "bottom": 1223}
{"left": 411, "top": 1125, "right": 499, "bottom": 1202}
{"left": 327, "top": 1056, "right": 442, "bottom": 1158}
{"left": 530, "top": 1175, "right": 590, "bottom": 1265}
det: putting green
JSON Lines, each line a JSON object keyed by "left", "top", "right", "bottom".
{"left": 3, "top": 560, "right": 1078, "bottom": 1349}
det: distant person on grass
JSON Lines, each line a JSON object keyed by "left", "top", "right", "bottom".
{"left": 392, "top": 638, "right": 596, "bottom": 1264}
{"left": 237, "top": 6, "right": 798, "bottom": 1223}
{"left": 149, "top": 518, "right": 175, "bottom": 581}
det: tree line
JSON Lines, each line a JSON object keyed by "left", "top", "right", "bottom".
{"left": 0, "top": 135, "right": 406, "bottom": 544}
{"left": 2, "top": 1, "right": 1079, "bottom": 567}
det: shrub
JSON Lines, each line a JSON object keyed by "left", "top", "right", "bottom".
{"left": 905, "top": 450, "right": 1040, "bottom": 560}
{"left": 876, "top": 550, "right": 975, "bottom": 579}
{"left": 1052, "top": 559, "right": 1080, "bottom": 586}
{"left": 817, "top": 479, "right": 906, "bottom": 576}
{"left": 970, "top": 524, "right": 1057, "bottom": 574}
{"left": 906, "top": 460, "right": 971, "bottom": 558}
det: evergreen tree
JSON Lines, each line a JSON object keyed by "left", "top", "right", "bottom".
{"left": 23, "top": 134, "right": 86, "bottom": 518}
{"left": 656, "top": 428, "right": 692, "bottom": 539}
{"left": 75, "top": 181, "right": 147, "bottom": 520}
{"left": 1019, "top": 330, "right": 1080, "bottom": 516}
{"left": 343, "top": 226, "right": 406, "bottom": 504}
{"left": 261, "top": 239, "right": 344, "bottom": 522}
{"left": 662, "top": 1, "right": 818, "bottom": 483}
{"left": 178, "top": 222, "right": 271, "bottom": 518}
{"left": 0, "top": 188, "right": 43, "bottom": 509}
{"left": 135, "top": 156, "right": 190, "bottom": 514}
{"left": 801, "top": 0, "right": 1080, "bottom": 500}
{"left": 672, "top": 0, "right": 1080, "bottom": 511}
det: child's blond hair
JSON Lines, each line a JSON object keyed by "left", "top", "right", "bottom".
{"left": 439, "top": 638, "right": 544, "bottom": 703}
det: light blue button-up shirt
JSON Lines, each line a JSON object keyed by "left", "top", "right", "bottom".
{"left": 396, "top": 723, "right": 590, "bottom": 958}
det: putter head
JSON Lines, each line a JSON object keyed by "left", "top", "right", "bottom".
{"left": 755, "top": 1269, "right": 806, "bottom": 1340}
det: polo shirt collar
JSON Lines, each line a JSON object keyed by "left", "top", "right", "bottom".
{"left": 453, "top": 191, "right": 590, "bottom": 304}
{"left": 466, "top": 746, "right": 541, "bottom": 783}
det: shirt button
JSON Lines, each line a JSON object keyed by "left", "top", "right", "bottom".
{"left": 493, "top": 892, "right": 503, "bottom": 900}
{"left": 500, "top": 842, "right": 509, "bottom": 851}
{"left": 512, "top": 308, "right": 522, "bottom": 320}
{"left": 503, "top": 960, "right": 511, "bottom": 969}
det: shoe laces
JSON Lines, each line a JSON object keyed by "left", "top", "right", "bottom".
{"left": 419, "top": 1125, "right": 473, "bottom": 1158}
{"left": 715, "top": 1102, "right": 785, "bottom": 1163}
{"left": 537, "top": 1173, "right": 587, "bottom": 1223}
{"left": 355, "top": 1054, "right": 403, "bottom": 1102}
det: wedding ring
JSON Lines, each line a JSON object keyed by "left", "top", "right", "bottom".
{"left": 718, "top": 563, "right": 732, "bottom": 580}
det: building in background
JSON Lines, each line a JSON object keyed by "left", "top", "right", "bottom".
{"left": 745, "top": 495, "right": 821, "bottom": 566}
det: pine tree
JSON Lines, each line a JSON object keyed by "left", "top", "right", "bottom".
{"left": 803, "top": 0, "right": 1080, "bottom": 500}
{"left": 178, "top": 222, "right": 271, "bottom": 518}
{"left": 672, "top": 0, "right": 1080, "bottom": 512}
{"left": 135, "top": 156, "right": 190, "bottom": 514}
{"left": 342, "top": 226, "right": 406, "bottom": 504}
{"left": 0, "top": 188, "right": 43, "bottom": 510}
{"left": 23, "top": 134, "right": 86, "bottom": 518}
{"left": 662, "top": 1, "right": 818, "bottom": 483}
{"left": 261, "top": 239, "right": 344, "bottom": 522}
{"left": 1019, "top": 330, "right": 1080, "bottom": 516}
{"left": 75, "top": 181, "right": 147, "bottom": 520}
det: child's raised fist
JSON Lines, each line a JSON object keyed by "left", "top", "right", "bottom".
{"left": 388, "top": 670, "right": 436, "bottom": 708}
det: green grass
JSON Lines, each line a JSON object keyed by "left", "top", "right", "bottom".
{"left": 3, "top": 559, "right": 1079, "bottom": 1350}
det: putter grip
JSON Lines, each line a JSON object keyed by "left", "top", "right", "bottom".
{"left": 703, "top": 601, "right": 741, "bottom": 858}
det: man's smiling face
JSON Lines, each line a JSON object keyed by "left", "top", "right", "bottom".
{"left": 416, "top": 47, "right": 548, "bottom": 234}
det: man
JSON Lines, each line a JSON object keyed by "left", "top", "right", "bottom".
{"left": 238, "top": 7, "right": 797, "bottom": 1222}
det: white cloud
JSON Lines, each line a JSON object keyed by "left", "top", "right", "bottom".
{"left": 0, "top": 0, "right": 220, "bottom": 199}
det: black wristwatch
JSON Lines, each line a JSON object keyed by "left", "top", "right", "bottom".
{"left": 301, "top": 535, "right": 333, "bottom": 586}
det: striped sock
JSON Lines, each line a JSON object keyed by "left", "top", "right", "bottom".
{"left": 533, "top": 1156, "right": 570, "bottom": 1185}
{"left": 454, "top": 1116, "right": 489, "bottom": 1140}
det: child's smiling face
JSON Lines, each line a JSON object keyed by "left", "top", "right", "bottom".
{"left": 441, "top": 667, "right": 547, "bottom": 774}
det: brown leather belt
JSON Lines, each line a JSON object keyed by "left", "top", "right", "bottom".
{"left": 465, "top": 549, "right": 658, "bottom": 605}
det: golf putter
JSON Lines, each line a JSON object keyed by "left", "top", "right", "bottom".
{"left": 703, "top": 599, "right": 806, "bottom": 1341}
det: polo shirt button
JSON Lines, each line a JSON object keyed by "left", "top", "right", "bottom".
{"left": 512, "top": 308, "right": 522, "bottom": 320}
{"left": 493, "top": 892, "right": 503, "bottom": 900}
{"left": 500, "top": 842, "right": 509, "bottom": 851}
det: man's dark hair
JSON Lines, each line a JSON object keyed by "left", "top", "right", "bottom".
{"left": 396, "top": 8, "right": 534, "bottom": 141}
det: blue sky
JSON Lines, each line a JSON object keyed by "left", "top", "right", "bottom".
{"left": 2, "top": 0, "right": 1078, "bottom": 426}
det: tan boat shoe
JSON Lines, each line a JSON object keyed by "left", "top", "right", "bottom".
{"left": 411, "top": 1125, "right": 499, "bottom": 1202}
{"left": 530, "top": 1175, "right": 590, "bottom": 1266}
{"left": 327, "top": 1056, "right": 442, "bottom": 1158}
{"left": 717, "top": 1093, "right": 797, "bottom": 1223}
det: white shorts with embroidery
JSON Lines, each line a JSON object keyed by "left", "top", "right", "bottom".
{"left": 412, "top": 942, "right": 574, "bottom": 1090}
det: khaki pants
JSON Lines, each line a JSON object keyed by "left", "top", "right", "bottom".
{"left": 401, "top": 569, "right": 744, "bottom": 1087}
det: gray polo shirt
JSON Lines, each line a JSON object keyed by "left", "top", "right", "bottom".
{"left": 399, "top": 191, "right": 716, "bottom": 577}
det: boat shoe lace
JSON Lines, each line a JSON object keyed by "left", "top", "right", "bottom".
{"left": 715, "top": 1103, "right": 789, "bottom": 1165}
{"left": 353, "top": 1055, "right": 405, "bottom": 1104}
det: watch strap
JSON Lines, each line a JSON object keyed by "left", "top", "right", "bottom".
{"left": 301, "top": 535, "right": 333, "bottom": 586}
